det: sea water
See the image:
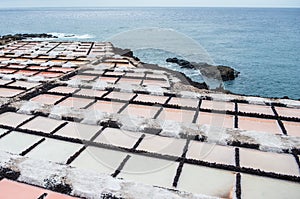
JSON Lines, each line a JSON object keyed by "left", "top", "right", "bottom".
{"left": 0, "top": 7, "right": 299, "bottom": 99}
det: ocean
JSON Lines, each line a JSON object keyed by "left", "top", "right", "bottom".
{"left": 0, "top": 7, "right": 299, "bottom": 99}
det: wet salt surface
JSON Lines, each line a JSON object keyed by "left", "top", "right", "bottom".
{"left": 186, "top": 140, "right": 236, "bottom": 166}
{"left": 241, "top": 174, "right": 300, "bottom": 199}
{"left": 282, "top": 121, "right": 300, "bottom": 137}
{"left": 0, "top": 131, "right": 41, "bottom": 154}
{"left": 0, "top": 112, "right": 32, "bottom": 127}
{"left": 239, "top": 147, "right": 299, "bottom": 176}
{"left": 71, "top": 146, "right": 126, "bottom": 174}
{"left": 54, "top": 122, "right": 101, "bottom": 140}
{"left": 26, "top": 138, "right": 83, "bottom": 164}
{"left": 118, "top": 153, "right": 179, "bottom": 188}
{"left": 137, "top": 134, "right": 186, "bottom": 157}
{"left": 0, "top": 88, "right": 24, "bottom": 98}
{"left": 20, "top": 116, "right": 65, "bottom": 133}
{"left": 201, "top": 100, "right": 234, "bottom": 112}
{"left": 197, "top": 112, "right": 234, "bottom": 129}
{"left": 177, "top": 163, "right": 235, "bottom": 198}
{"left": 238, "top": 103, "right": 274, "bottom": 115}
{"left": 238, "top": 116, "right": 282, "bottom": 135}
{"left": 275, "top": 106, "right": 300, "bottom": 118}
{"left": 168, "top": 97, "right": 199, "bottom": 108}
{"left": 30, "top": 94, "right": 64, "bottom": 105}
{"left": 94, "top": 128, "right": 141, "bottom": 148}
{"left": 157, "top": 108, "right": 196, "bottom": 123}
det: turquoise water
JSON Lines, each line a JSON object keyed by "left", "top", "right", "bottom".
{"left": 0, "top": 7, "right": 299, "bottom": 99}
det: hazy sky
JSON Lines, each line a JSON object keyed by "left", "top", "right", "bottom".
{"left": 1, "top": 0, "right": 300, "bottom": 8}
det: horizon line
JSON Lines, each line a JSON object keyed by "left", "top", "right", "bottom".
{"left": 0, "top": 6, "right": 300, "bottom": 9}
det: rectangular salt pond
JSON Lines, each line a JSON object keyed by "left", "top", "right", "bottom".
{"left": 283, "top": 121, "right": 300, "bottom": 137}
{"left": 20, "top": 116, "right": 65, "bottom": 133}
{"left": 275, "top": 106, "right": 300, "bottom": 119}
{"left": 201, "top": 100, "right": 234, "bottom": 112}
{"left": 71, "top": 146, "right": 126, "bottom": 174}
{"left": 0, "top": 112, "right": 33, "bottom": 127}
{"left": 186, "top": 140, "right": 236, "bottom": 166}
{"left": 142, "top": 79, "right": 170, "bottom": 88}
{"left": 0, "top": 131, "right": 42, "bottom": 154}
{"left": 241, "top": 174, "right": 300, "bottom": 199}
{"left": 30, "top": 94, "right": 64, "bottom": 105}
{"left": 238, "top": 116, "right": 282, "bottom": 134}
{"left": 137, "top": 134, "right": 186, "bottom": 157}
{"left": 118, "top": 153, "right": 179, "bottom": 189}
{"left": 238, "top": 103, "right": 274, "bottom": 115}
{"left": 54, "top": 122, "right": 101, "bottom": 140}
{"left": 0, "top": 88, "right": 24, "bottom": 98}
{"left": 48, "top": 86, "right": 78, "bottom": 94}
{"left": 168, "top": 97, "right": 199, "bottom": 108}
{"left": 88, "top": 100, "right": 125, "bottom": 113}
{"left": 176, "top": 163, "right": 235, "bottom": 198}
{"left": 197, "top": 112, "right": 234, "bottom": 129}
{"left": 58, "top": 97, "right": 94, "bottom": 109}
{"left": 76, "top": 89, "right": 107, "bottom": 98}
{"left": 134, "top": 94, "right": 169, "bottom": 104}
{"left": 157, "top": 108, "right": 196, "bottom": 123}
{"left": 94, "top": 127, "right": 141, "bottom": 148}
{"left": 239, "top": 148, "right": 299, "bottom": 176}
{"left": 122, "top": 104, "right": 160, "bottom": 119}
{"left": 26, "top": 138, "right": 83, "bottom": 164}
{"left": 105, "top": 91, "right": 135, "bottom": 101}
{"left": 117, "top": 77, "right": 142, "bottom": 85}
{"left": 8, "top": 81, "right": 41, "bottom": 89}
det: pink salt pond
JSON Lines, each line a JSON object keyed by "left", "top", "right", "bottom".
{"left": 134, "top": 94, "right": 169, "bottom": 104}
{"left": 197, "top": 112, "right": 234, "bottom": 129}
{"left": 238, "top": 116, "right": 282, "bottom": 134}
{"left": 76, "top": 88, "right": 107, "bottom": 98}
{"left": 105, "top": 91, "right": 135, "bottom": 101}
{"left": 0, "top": 88, "right": 24, "bottom": 98}
{"left": 275, "top": 106, "right": 300, "bottom": 119}
{"left": 9, "top": 81, "right": 40, "bottom": 89}
{"left": 157, "top": 108, "right": 195, "bottom": 123}
{"left": 88, "top": 100, "right": 124, "bottom": 113}
{"left": 282, "top": 121, "right": 300, "bottom": 137}
{"left": 122, "top": 104, "right": 160, "bottom": 119}
{"left": 0, "top": 179, "right": 78, "bottom": 199}
{"left": 0, "top": 68, "right": 17, "bottom": 74}
{"left": 58, "top": 97, "right": 94, "bottom": 108}
{"left": 168, "top": 97, "right": 199, "bottom": 108}
{"left": 238, "top": 103, "right": 274, "bottom": 115}
{"left": 48, "top": 67, "right": 74, "bottom": 73}
{"left": 30, "top": 94, "right": 64, "bottom": 105}
{"left": 37, "top": 71, "right": 63, "bottom": 78}
{"left": 201, "top": 100, "right": 234, "bottom": 111}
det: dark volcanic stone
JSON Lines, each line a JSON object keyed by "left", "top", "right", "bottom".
{"left": 166, "top": 57, "right": 239, "bottom": 81}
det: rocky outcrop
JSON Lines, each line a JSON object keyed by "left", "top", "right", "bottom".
{"left": 166, "top": 57, "right": 240, "bottom": 81}
{"left": 0, "top": 33, "right": 57, "bottom": 45}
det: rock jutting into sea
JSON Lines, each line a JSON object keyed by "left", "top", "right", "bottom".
{"left": 166, "top": 57, "right": 240, "bottom": 81}
{"left": 0, "top": 33, "right": 57, "bottom": 45}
